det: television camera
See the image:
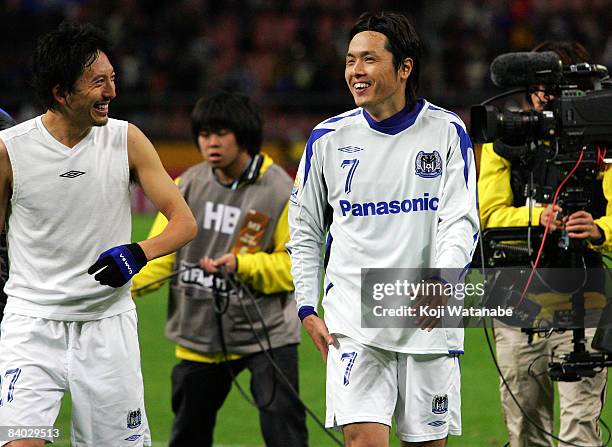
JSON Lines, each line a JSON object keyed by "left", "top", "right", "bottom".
{"left": 471, "top": 51, "right": 612, "bottom": 381}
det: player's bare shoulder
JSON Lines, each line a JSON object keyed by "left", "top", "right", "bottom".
{"left": 126, "top": 122, "right": 157, "bottom": 169}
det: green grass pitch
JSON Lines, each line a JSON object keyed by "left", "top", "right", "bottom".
{"left": 49, "top": 214, "right": 610, "bottom": 446}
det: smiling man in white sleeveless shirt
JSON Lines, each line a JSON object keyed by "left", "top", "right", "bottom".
{"left": 0, "top": 22, "right": 196, "bottom": 447}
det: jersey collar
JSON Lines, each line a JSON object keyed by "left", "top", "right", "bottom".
{"left": 362, "top": 98, "right": 425, "bottom": 135}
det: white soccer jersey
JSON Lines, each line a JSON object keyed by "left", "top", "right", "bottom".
{"left": 0, "top": 116, "right": 134, "bottom": 320}
{"left": 287, "top": 99, "right": 479, "bottom": 353}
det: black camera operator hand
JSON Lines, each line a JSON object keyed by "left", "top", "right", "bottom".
{"left": 540, "top": 205, "right": 605, "bottom": 243}
{"left": 529, "top": 85, "right": 555, "bottom": 112}
{"left": 539, "top": 204, "right": 564, "bottom": 232}
{"left": 564, "top": 210, "right": 606, "bottom": 243}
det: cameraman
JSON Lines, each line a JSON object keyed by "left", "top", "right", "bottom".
{"left": 478, "top": 41, "right": 611, "bottom": 446}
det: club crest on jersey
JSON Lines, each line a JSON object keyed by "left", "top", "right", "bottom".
{"left": 415, "top": 150, "right": 442, "bottom": 178}
{"left": 127, "top": 408, "right": 142, "bottom": 429}
{"left": 431, "top": 394, "right": 448, "bottom": 415}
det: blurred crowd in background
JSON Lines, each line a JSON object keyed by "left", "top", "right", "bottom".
{"left": 2, "top": 0, "right": 612, "bottom": 166}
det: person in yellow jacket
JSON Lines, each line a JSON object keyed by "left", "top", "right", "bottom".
{"left": 479, "top": 41, "right": 610, "bottom": 446}
{"left": 132, "top": 91, "right": 307, "bottom": 447}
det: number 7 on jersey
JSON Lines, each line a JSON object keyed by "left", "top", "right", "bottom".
{"left": 341, "top": 159, "right": 359, "bottom": 194}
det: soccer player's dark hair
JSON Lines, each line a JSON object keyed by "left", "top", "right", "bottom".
{"left": 349, "top": 11, "right": 424, "bottom": 110}
{"left": 32, "top": 22, "right": 114, "bottom": 111}
{"left": 190, "top": 90, "right": 263, "bottom": 157}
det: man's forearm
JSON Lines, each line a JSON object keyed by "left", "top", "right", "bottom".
{"left": 139, "top": 212, "right": 196, "bottom": 260}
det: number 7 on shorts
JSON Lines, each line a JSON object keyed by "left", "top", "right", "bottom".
{"left": 341, "top": 352, "right": 357, "bottom": 386}
{"left": 0, "top": 368, "right": 22, "bottom": 406}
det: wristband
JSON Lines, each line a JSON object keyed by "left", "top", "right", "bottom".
{"left": 298, "top": 306, "right": 318, "bottom": 322}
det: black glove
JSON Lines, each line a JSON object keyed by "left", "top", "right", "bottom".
{"left": 88, "top": 243, "right": 148, "bottom": 287}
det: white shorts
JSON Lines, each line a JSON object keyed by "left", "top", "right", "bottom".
{"left": 0, "top": 311, "right": 151, "bottom": 446}
{"left": 326, "top": 335, "right": 461, "bottom": 443}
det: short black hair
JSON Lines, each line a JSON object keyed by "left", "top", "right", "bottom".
{"left": 32, "top": 22, "right": 113, "bottom": 111}
{"left": 191, "top": 91, "right": 263, "bottom": 156}
{"left": 531, "top": 40, "right": 591, "bottom": 65}
{"left": 350, "top": 11, "right": 423, "bottom": 108}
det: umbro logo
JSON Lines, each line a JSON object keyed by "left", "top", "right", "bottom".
{"left": 59, "top": 170, "right": 86, "bottom": 178}
{"left": 338, "top": 146, "right": 364, "bottom": 153}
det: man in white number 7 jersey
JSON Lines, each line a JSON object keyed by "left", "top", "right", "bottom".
{"left": 287, "top": 11, "right": 479, "bottom": 447}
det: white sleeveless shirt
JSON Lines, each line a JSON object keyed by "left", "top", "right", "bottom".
{"left": 0, "top": 116, "right": 135, "bottom": 320}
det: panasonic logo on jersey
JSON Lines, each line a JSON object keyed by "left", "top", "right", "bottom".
{"left": 120, "top": 253, "right": 133, "bottom": 275}
{"left": 339, "top": 193, "right": 439, "bottom": 217}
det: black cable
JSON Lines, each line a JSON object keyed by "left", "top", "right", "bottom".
{"left": 479, "top": 88, "right": 526, "bottom": 106}
{"left": 219, "top": 268, "right": 344, "bottom": 447}
{"left": 484, "top": 319, "right": 611, "bottom": 447}
{"left": 526, "top": 353, "right": 555, "bottom": 379}
{"left": 211, "top": 275, "right": 231, "bottom": 315}
{"left": 211, "top": 275, "right": 277, "bottom": 410}
{"left": 525, "top": 149, "right": 589, "bottom": 296}
{"left": 133, "top": 267, "right": 283, "bottom": 411}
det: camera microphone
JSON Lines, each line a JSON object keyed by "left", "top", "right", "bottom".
{"left": 490, "top": 51, "right": 563, "bottom": 87}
